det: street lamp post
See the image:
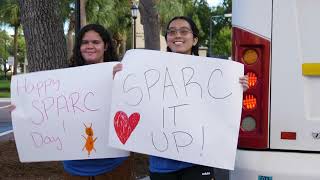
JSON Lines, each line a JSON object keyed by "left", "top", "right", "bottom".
{"left": 75, "top": 0, "right": 81, "bottom": 38}
{"left": 209, "top": 20, "right": 213, "bottom": 57}
{"left": 209, "top": 13, "right": 232, "bottom": 57}
{"left": 131, "top": 4, "right": 138, "bottom": 49}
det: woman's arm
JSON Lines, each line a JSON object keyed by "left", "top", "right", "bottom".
{"left": 0, "top": 104, "right": 16, "bottom": 111}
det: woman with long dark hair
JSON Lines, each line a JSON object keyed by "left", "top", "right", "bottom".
{"left": 64, "top": 24, "right": 133, "bottom": 180}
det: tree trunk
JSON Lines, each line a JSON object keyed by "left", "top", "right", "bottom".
{"left": 80, "top": 0, "right": 87, "bottom": 27}
{"left": 3, "top": 62, "right": 7, "bottom": 79}
{"left": 67, "top": 12, "right": 75, "bottom": 60}
{"left": 12, "top": 26, "right": 18, "bottom": 75}
{"left": 120, "top": 39, "right": 127, "bottom": 59}
{"left": 18, "top": 0, "right": 68, "bottom": 72}
{"left": 139, "top": 0, "right": 160, "bottom": 50}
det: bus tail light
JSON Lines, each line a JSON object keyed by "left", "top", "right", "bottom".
{"left": 232, "top": 27, "right": 271, "bottom": 149}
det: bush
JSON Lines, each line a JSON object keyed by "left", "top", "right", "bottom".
{"left": 0, "top": 74, "right": 11, "bottom": 80}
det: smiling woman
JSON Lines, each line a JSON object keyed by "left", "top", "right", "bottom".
{"left": 64, "top": 23, "right": 134, "bottom": 180}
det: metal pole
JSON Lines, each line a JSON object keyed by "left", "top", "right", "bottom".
{"left": 209, "top": 20, "right": 212, "bottom": 57}
{"left": 133, "top": 17, "right": 137, "bottom": 49}
{"left": 4, "top": 39, "right": 7, "bottom": 79}
{"left": 75, "top": 0, "right": 81, "bottom": 37}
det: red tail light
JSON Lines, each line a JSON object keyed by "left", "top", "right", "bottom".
{"left": 232, "top": 27, "right": 270, "bottom": 149}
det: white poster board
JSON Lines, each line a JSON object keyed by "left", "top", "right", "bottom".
{"left": 109, "top": 49, "right": 244, "bottom": 170}
{"left": 11, "top": 62, "right": 129, "bottom": 162}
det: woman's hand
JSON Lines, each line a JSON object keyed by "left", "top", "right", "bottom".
{"left": 239, "top": 75, "right": 249, "bottom": 92}
{"left": 113, "top": 63, "right": 123, "bottom": 79}
{"left": 0, "top": 104, "right": 16, "bottom": 112}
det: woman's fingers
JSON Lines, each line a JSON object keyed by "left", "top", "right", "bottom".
{"left": 8, "top": 104, "right": 16, "bottom": 112}
{"left": 239, "top": 75, "right": 249, "bottom": 92}
{"left": 112, "top": 63, "right": 123, "bottom": 79}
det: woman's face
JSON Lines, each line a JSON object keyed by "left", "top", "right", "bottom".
{"left": 166, "top": 19, "right": 198, "bottom": 55}
{"left": 80, "top": 30, "right": 106, "bottom": 64}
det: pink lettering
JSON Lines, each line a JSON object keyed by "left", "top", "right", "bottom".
{"left": 42, "top": 97, "right": 55, "bottom": 120}
{"left": 30, "top": 132, "right": 62, "bottom": 150}
{"left": 32, "top": 100, "right": 45, "bottom": 125}
{"left": 16, "top": 78, "right": 34, "bottom": 96}
{"left": 69, "top": 92, "right": 84, "bottom": 113}
{"left": 84, "top": 92, "right": 100, "bottom": 111}
{"left": 56, "top": 95, "right": 69, "bottom": 116}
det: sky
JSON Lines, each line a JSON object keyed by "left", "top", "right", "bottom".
{"left": 1, "top": 25, "right": 14, "bottom": 36}
{"left": 206, "top": 0, "right": 222, "bottom": 7}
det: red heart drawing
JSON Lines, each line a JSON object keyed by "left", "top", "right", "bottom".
{"left": 114, "top": 111, "right": 140, "bottom": 144}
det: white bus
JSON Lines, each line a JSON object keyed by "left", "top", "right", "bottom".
{"left": 230, "top": 0, "right": 320, "bottom": 179}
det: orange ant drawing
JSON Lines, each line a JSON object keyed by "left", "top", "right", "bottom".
{"left": 82, "top": 123, "right": 97, "bottom": 156}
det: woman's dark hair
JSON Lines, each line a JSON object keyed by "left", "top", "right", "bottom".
{"left": 71, "top": 24, "right": 118, "bottom": 66}
{"left": 165, "top": 16, "right": 199, "bottom": 56}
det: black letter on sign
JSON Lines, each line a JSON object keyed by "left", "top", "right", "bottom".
{"left": 182, "top": 67, "right": 202, "bottom": 98}
{"left": 207, "top": 69, "right": 232, "bottom": 99}
{"left": 144, "top": 69, "right": 160, "bottom": 100}
{"left": 172, "top": 131, "right": 193, "bottom": 153}
{"left": 123, "top": 74, "right": 143, "bottom": 106}
{"left": 151, "top": 131, "right": 169, "bottom": 152}
{"left": 163, "top": 67, "right": 178, "bottom": 100}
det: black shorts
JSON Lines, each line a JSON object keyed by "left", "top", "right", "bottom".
{"left": 150, "top": 165, "right": 215, "bottom": 180}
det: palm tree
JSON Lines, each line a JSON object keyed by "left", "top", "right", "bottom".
{"left": 18, "top": 0, "right": 68, "bottom": 72}
{"left": 80, "top": 0, "right": 88, "bottom": 27}
{"left": 60, "top": 0, "right": 76, "bottom": 60}
{"left": 139, "top": 0, "right": 161, "bottom": 50}
{"left": 0, "top": 0, "right": 20, "bottom": 75}
{"left": 86, "top": 0, "right": 131, "bottom": 58}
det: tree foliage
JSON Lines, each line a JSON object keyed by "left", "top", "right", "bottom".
{"left": 213, "top": 26, "right": 231, "bottom": 57}
{"left": 0, "top": 0, "right": 20, "bottom": 27}
{"left": 84, "top": 0, "right": 131, "bottom": 57}
{"left": 0, "top": 0, "right": 233, "bottom": 75}
{"left": 0, "top": 30, "right": 10, "bottom": 61}
{"left": 0, "top": 0, "right": 21, "bottom": 74}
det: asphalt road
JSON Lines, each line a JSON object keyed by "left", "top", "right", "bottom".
{"left": 0, "top": 98, "right": 11, "bottom": 122}
{"left": 214, "top": 168, "right": 229, "bottom": 180}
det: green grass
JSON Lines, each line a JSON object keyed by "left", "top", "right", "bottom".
{"left": 0, "top": 92, "right": 10, "bottom": 98}
{"left": 0, "top": 80, "right": 10, "bottom": 98}
{"left": 0, "top": 80, "right": 10, "bottom": 88}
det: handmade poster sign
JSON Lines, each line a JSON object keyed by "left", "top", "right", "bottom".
{"left": 109, "top": 49, "right": 244, "bottom": 170}
{"left": 11, "top": 62, "right": 129, "bottom": 162}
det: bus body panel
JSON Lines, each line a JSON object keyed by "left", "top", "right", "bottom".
{"left": 232, "top": 0, "right": 272, "bottom": 39}
{"left": 270, "top": 0, "right": 320, "bottom": 151}
{"left": 230, "top": 150, "right": 320, "bottom": 180}
{"left": 231, "top": 0, "right": 320, "bottom": 179}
